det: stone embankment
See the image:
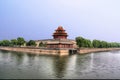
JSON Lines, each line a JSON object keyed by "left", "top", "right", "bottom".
{"left": 78, "top": 48, "right": 120, "bottom": 54}
{"left": 0, "top": 47, "right": 69, "bottom": 56}
{"left": 0, "top": 47, "right": 120, "bottom": 56}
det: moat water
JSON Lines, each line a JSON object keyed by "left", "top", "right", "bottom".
{"left": 0, "top": 50, "right": 120, "bottom": 79}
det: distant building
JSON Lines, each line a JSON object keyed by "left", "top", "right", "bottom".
{"left": 35, "top": 26, "right": 77, "bottom": 49}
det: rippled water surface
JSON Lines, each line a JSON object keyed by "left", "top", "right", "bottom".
{"left": 0, "top": 50, "right": 120, "bottom": 79}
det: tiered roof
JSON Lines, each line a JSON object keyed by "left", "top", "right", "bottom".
{"left": 53, "top": 26, "right": 68, "bottom": 37}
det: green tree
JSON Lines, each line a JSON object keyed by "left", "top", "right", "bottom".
{"left": 0, "top": 40, "right": 11, "bottom": 46}
{"left": 76, "top": 36, "right": 92, "bottom": 48}
{"left": 39, "top": 42, "right": 44, "bottom": 47}
{"left": 100, "top": 41, "right": 108, "bottom": 48}
{"left": 17, "top": 37, "right": 26, "bottom": 47}
{"left": 0, "top": 41, "right": 2, "bottom": 46}
{"left": 76, "top": 37, "right": 84, "bottom": 48}
{"left": 11, "top": 39, "right": 18, "bottom": 47}
{"left": 111, "top": 42, "right": 120, "bottom": 48}
{"left": 85, "top": 39, "right": 93, "bottom": 48}
{"left": 39, "top": 42, "right": 47, "bottom": 47}
{"left": 92, "top": 40, "right": 101, "bottom": 48}
{"left": 27, "top": 40, "right": 36, "bottom": 46}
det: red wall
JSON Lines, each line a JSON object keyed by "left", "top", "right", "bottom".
{"left": 47, "top": 44, "right": 73, "bottom": 48}
{"left": 54, "top": 36, "right": 67, "bottom": 39}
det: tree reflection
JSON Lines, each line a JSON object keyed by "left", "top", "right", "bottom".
{"left": 26, "top": 53, "right": 36, "bottom": 66}
{"left": 0, "top": 50, "right": 10, "bottom": 59}
{"left": 0, "top": 50, "right": 9, "bottom": 53}
{"left": 10, "top": 51, "right": 25, "bottom": 65}
{"left": 110, "top": 50, "right": 120, "bottom": 54}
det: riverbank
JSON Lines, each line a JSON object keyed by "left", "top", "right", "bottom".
{"left": 78, "top": 48, "right": 120, "bottom": 54}
{"left": 0, "top": 47, "right": 120, "bottom": 56}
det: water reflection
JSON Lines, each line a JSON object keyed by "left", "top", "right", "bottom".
{"left": 67, "top": 55, "right": 77, "bottom": 70}
{"left": 52, "top": 56, "right": 69, "bottom": 78}
{"left": 26, "top": 54, "right": 36, "bottom": 66}
{"left": 0, "top": 50, "right": 12, "bottom": 65}
{"left": 110, "top": 50, "right": 120, "bottom": 54}
{"left": 1, "top": 50, "right": 120, "bottom": 79}
{"left": 11, "top": 52, "right": 25, "bottom": 66}
{"left": 75, "top": 54, "right": 94, "bottom": 73}
{"left": 0, "top": 50, "right": 9, "bottom": 59}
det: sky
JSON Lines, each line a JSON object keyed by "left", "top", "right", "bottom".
{"left": 0, "top": 0, "right": 120, "bottom": 42}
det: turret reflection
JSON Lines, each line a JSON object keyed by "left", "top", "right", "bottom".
{"left": 52, "top": 56, "right": 69, "bottom": 78}
{"left": 52, "top": 54, "right": 94, "bottom": 78}
{"left": 67, "top": 55, "right": 77, "bottom": 71}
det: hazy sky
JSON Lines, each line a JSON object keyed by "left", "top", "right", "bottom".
{"left": 0, "top": 0, "right": 120, "bottom": 42}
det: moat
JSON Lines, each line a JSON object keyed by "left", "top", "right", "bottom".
{"left": 0, "top": 50, "right": 120, "bottom": 79}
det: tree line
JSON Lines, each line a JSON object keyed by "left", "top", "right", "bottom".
{"left": 1, "top": 36, "right": 120, "bottom": 48}
{"left": 76, "top": 36, "right": 120, "bottom": 48}
{"left": 0, "top": 37, "right": 46, "bottom": 47}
